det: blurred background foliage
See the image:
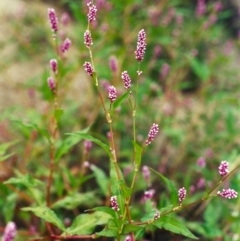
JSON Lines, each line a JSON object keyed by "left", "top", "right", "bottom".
{"left": 0, "top": 0, "right": 240, "bottom": 240}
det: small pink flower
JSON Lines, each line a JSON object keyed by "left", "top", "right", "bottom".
{"left": 83, "top": 62, "right": 94, "bottom": 77}
{"left": 121, "top": 71, "right": 131, "bottom": 89}
{"left": 109, "top": 55, "right": 118, "bottom": 73}
{"left": 48, "top": 8, "right": 58, "bottom": 32}
{"left": 50, "top": 59, "right": 58, "bottom": 74}
{"left": 135, "top": 29, "right": 146, "bottom": 62}
{"left": 61, "top": 38, "right": 71, "bottom": 53}
{"left": 61, "top": 12, "right": 70, "bottom": 26}
{"left": 144, "top": 189, "right": 155, "bottom": 200}
{"left": 197, "top": 156, "right": 206, "bottom": 168}
{"left": 196, "top": 0, "right": 206, "bottom": 18}
{"left": 87, "top": 3, "right": 97, "bottom": 23}
{"left": 47, "top": 77, "right": 56, "bottom": 92}
{"left": 178, "top": 187, "right": 187, "bottom": 204}
{"left": 160, "top": 63, "right": 170, "bottom": 81}
{"left": 84, "top": 30, "right": 93, "bottom": 48}
{"left": 108, "top": 86, "right": 117, "bottom": 102}
{"left": 154, "top": 210, "right": 160, "bottom": 220}
{"left": 84, "top": 140, "right": 92, "bottom": 152}
{"left": 110, "top": 196, "right": 119, "bottom": 211}
{"left": 218, "top": 161, "right": 229, "bottom": 177}
{"left": 124, "top": 235, "right": 132, "bottom": 241}
{"left": 2, "top": 222, "right": 17, "bottom": 241}
{"left": 145, "top": 123, "right": 159, "bottom": 145}
{"left": 217, "top": 188, "right": 238, "bottom": 199}
{"left": 142, "top": 165, "right": 150, "bottom": 181}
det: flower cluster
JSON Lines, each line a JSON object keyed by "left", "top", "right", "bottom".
{"left": 84, "top": 30, "right": 93, "bottom": 48}
{"left": 124, "top": 235, "right": 132, "bottom": 241}
{"left": 197, "top": 156, "right": 206, "bottom": 168}
{"left": 135, "top": 29, "right": 146, "bottom": 62}
{"left": 144, "top": 189, "right": 155, "bottom": 200}
{"left": 2, "top": 222, "right": 17, "bottom": 241}
{"left": 154, "top": 210, "right": 160, "bottom": 220}
{"left": 87, "top": 3, "right": 97, "bottom": 23}
{"left": 50, "top": 59, "right": 58, "bottom": 74}
{"left": 108, "top": 86, "right": 117, "bottom": 102}
{"left": 217, "top": 188, "right": 238, "bottom": 199}
{"left": 218, "top": 161, "right": 229, "bottom": 177}
{"left": 178, "top": 187, "right": 187, "bottom": 204}
{"left": 47, "top": 77, "right": 56, "bottom": 92}
{"left": 109, "top": 55, "right": 118, "bottom": 73}
{"left": 196, "top": 0, "right": 206, "bottom": 18}
{"left": 48, "top": 8, "right": 58, "bottom": 32}
{"left": 142, "top": 165, "right": 150, "bottom": 182}
{"left": 145, "top": 123, "right": 159, "bottom": 145}
{"left": 121, "top": 71, "right": 131, "bottom": 89}
{"left": 110, "top": 196, "right": 119, "bottom": 211}
{"left": 83, "top": 62, "right": 94, "bottom": 77}
{"left": 61, "top": 38, "right": 71, "bottom": 53}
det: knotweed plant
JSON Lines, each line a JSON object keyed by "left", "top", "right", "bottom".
{"left": 1, "top": 2, "right": 239, "bottom": 241}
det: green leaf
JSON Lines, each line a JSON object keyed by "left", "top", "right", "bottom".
{"left": 52, "top": 192, "right": 97, "bottom": 210}
{"left": 112, "top": 90, "right": 130, "bottom": 111}
{"left": 0, "top": 153, "right": 15, "bottom": 162}
{"left": 4, "top": 174, "right": 44, "bottom": 188}
{"left": 140, "top": 209, "right": 156, "bottom": 222}
{"left": 55, "top": 134, "right": 85, "bottom": 162}
{"left": 154, "top": 216, "right": 198, "bottom": 239}
{"left": 67, "top": 132, "right": 111, "bottom": 157}
{"left": 96, "top": 219, "right": 118, "bottom": 237}
{"left": 0, "top": 140, "right": 19, "bottom": 156}
{"left": 190, "top": 58, "right": 210, "bottom": 81}
{"left": 132, "top": 141, "right": 142, "bottom": 168}
{"left": 91, "top": 206, "right": 116, "bottom": 218}
{"left": 22, "top": 206, "right": 65, "bottom": 231}
{"left": 122, "top": 224, "right": 145, "bottom": 235}
{"left": 90, "top": 165, "right": 109, "bottom": 196}
{"left": 149, "top": 168, "right": 178, "bottom": 205}
{"left": 135, "top": 227, "right": 145, "bottom": 239}
{"left": 66, "top": 212, "right": 111, "bottom": 235}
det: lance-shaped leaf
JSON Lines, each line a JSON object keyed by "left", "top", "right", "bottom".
{"left": 154, "top": 216, "right": 198, "bottom": 239}
{"left": 132, "top": 141, "right": 142, "bottom": 168}
{"left": 112, "top": 90, "right": 130, "bottom": 111}
{"left": 22, "top": 206, "right": 65, "bottom": 231}
{"left": 96, "top": 219, "right": 119, "bottom": 237}
{"left": 66, "top": 132, "right": 111, "bottom": 157}
{"left": 149, "top": 168, "right": 178, "bottom": 205}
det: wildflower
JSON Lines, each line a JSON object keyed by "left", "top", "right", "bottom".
{"left": 84, "top": 30, "right": 93, "bottom": 48}
{"left": 160, "top": 63, "right": 170, "bottom": 81}
{"left": 217, "top": 188, "right": 238, "bottom": 199}
{"left": 196, "top": 0, "right": 206, "bottom": 18}
{"left": 84, "top": 140, "right": 92, "bottom": 152}
{"left": 110, "top": 196, "right": 119, "bottom": 211}
{"left": 50, "top": 59, "right": 58, "bottom": 74}
{"left": 218, "top": 161, "right": 229, "bottom": 177}
{"left": 108, "top": 86, "right": 117, "bottom": 102}
{"left": 154, "top": 210, "right": 160, "bottom": 220}
{"left": 124, "top": 235, "right": 132, "bottom": 241}
{"left": 83, "top": 62, "right": 94, "bottom": 77}
{"left": 109, "top": 55, "right": 118, "bottom": 73}
{"left": 121, "top": 71, "right": 131, "bottom": 89}
{"left": 135, "top": 29, "right": 146, "bottom": 62}
{"left": 2, "top": 222, "right": 17, "bottom": 241}
{"left": 145, "top": 123, "right": 159, "bottom": 145}
{"left": 61, "top": 38, "right": 71, "bottom": 53}
{"left": 144, "top": 189, "right": 155, "bottom": 200}
{"left": 87, "top": 3, "right": 97, "bottom": 23}
{"left": 48, "top": 8, "right": 58, "bottom": 32}
{"left": 142, "top": 165, "right": 150, "bottom": 182}
{"left": 61, "top": 12, "right": 70, "bottom": 26}
{"left": 47, "top": 77, "right": 56, "bottom": 92}
{"left": 197, "top": 156, "right": 206, "bottom": 168}
{"left": 178, "top": 187, "right": 187, "bottom": 204}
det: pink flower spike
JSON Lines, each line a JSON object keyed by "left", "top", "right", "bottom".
{"left": 197, "top": 156, "right": 206, "bottom": 168}
{"left": 61, "top": 38, "right": 71, "bottom": 53}
{"left": 84, "top": 30, "right": 93, "bottom": 48}
{"left": 48, "top": 8, "right": 58, "bottom": 32}
{"left": 135, "top": 29, "right": 146, "bottom": 62}
{"left": 110, "top": 196, "right": 119, "bottom": 211}
{"left": 47, "top": 77, "right": 56, "bottom": 92}
{"left": 109, "top": 55, "right": 118, "bottom": 73}
{"left": 178, "top": 187, "right": 187, "bottom": 204}
{"left": 154, "top": 210, "right": 160, "bottom": 220}
{"left": 121, "top": 71, "right": 131, "bottom": 89}
{"left": 217, "top": 188, "right": 238, "bottom": 199}
{"left": 50, "top": 59, "right": 58, "bottom": 74}
{"left": 142, "top": 165, "right": 150, "bottom": 182}
{"left": 124, "top": 235, "right": 132, "bottom": 241}
{"left": 83, "top": 61, "right": 94, "bottom": 77}
{"left": 2, "top": 222, "right": 17, "bottom": 241}
{"left": 218, "top": 161, "right": 229, "bottom": 177}
{"left": 108, "top": 86, "right": 117, "bottom": 102}
{"left": 87, "top": 3, "right": 97, "bottom": 23}
{"left": 145, "top": 123, "right": 159, "bottom": 145}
